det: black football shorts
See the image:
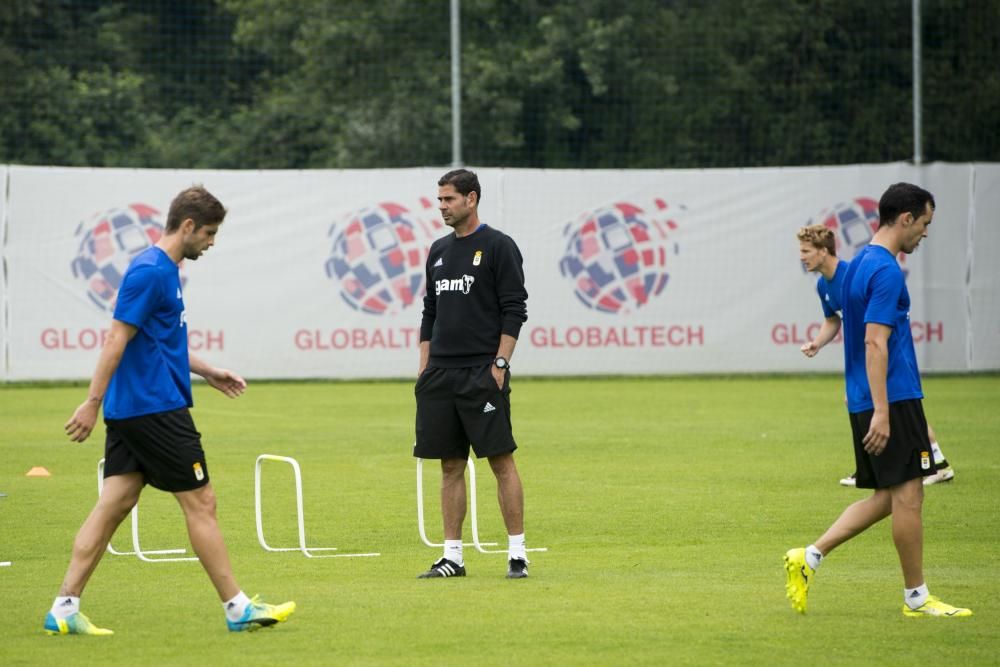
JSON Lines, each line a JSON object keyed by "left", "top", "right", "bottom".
{"left": 848, "top": 399, "right": 932, "bottom": 489}
{"left": 414, "top": 364, "right": 517, "bottom": 460}
{"left": 104, "top": 408, "right": 210, "bottom": 492}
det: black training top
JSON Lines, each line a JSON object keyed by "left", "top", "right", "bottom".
{"left": 420, "top": 225, "right": 528, "bottom": 368}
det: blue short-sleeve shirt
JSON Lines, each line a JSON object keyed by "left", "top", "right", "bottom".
{"left": 816, "top": 260, "right": 848, "bottom": 318}
{"left": 842, "top": 245, "right": 923, "bottom": 413}
{"left": 104, "top": 247, "right": 191, "bottom": 419}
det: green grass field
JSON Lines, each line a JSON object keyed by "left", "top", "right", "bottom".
{"left": 1, "top": 375, "right": 998, "bottom": 666}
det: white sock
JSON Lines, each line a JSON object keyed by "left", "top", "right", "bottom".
{"left": 930, "top": 441, "right": 946, "bottom": 466}
{"left": 50, "top": 596, "right": 79, "bottom": 619}
{"left": 508, "top": 533, "right": 527, "bottom": 562}
{"left": 905, "top": 583, "right": 929, "bottom": 610}
{"left": 805, "top": 545, "right": 824, "bottom": 571}
{"left": 223, "top": 591, "right": 251, "bottom": 622}
{"left": 443, "top": 539, "right": 464, "bottom": 566}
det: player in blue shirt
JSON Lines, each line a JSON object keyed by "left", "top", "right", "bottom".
{"left": 797, "top": 224, "right": 849, "bottom": 356}
{"left": 785, "top": 183, "right": 971, "bottom": 618}
{"left": 46, "top": 186, "right": 295, "bottom": 636}
{"left": 797, "top": 224, "right": 955, "bottom": 487}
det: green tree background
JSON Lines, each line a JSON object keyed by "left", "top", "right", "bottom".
{"left": 2, "top": 0, "right": 997, "bottom": 168}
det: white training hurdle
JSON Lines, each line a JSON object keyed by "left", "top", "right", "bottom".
{"left": 0, "top": 492, "right": 8, "bottom": 566}
{"left": 255, "top": 454, "right": 380, "bottom": 559}
{"left": 416, "top": 456, "right": 547, "bottom": 554}
{"left": 96, "top": 458, "right": 198, "bottom": 563}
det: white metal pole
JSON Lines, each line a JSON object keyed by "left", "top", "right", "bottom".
{"left": 450, "top": 0, "right": 462, "bottom": 167}
{"left": 131, "top": 503, "right": 198, "bottom": 563}
{"left": 416, "top": 457, "right": 437, "bottom": 547}
{"left": 912, "top": 0, "right": 923, "bottom": 165}
{"left": 416, "top": 456, "right": 496, "bottom": 547}
{"left": 468, "top": 457, "right": 547, "bottom": 554}
{"left": 255, "top": 454, "right": 379, "bottom": 558}
{"left": 96, "top": 458, "right": 188, "bottom": 559}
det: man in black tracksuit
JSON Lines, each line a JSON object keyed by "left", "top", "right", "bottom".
{"left": 414, "top": 168, "right": 531, "bottom": 579}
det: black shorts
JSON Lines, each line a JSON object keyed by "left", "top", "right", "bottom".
{"left": 104, "top": 408, "right": 210, "bottom": 492}
{"left": 414, "top": 364, "right": 517, "bottom": 460}
{"left": 848, "top": 399, "right": 933, "bottom": 489}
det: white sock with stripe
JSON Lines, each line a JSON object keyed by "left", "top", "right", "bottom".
{"left": 929, "top": 441, "right": 947, "bottom": 467}
{"left": 905, "top": 583, "right": 929, "bottom": 609}
{"left": 223, "top": 591, "right": 251, "bottom": 622}
{"left": 508, "top": 533, "right": 527, "bottom": 562}
{"left": 443, "top": 540, "right": 464, "bottom": 566}
{"left": 805, "top": 545, "right": 824, "bottom": 571}
{"left": 50, "top": 596, "right": 79, "bottom": 619}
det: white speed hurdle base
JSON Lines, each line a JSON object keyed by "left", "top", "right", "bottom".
{"left": 417, "top": 457, "right": 548, "bottom": 554}
{"left": 1, "top": 492, "right": 9, "bottom": 565}
{"left": 96, "top": 458, "right": 198, "bottom": 563}
{"left": 255, "top": 454, "right": 379, "bottom": 558}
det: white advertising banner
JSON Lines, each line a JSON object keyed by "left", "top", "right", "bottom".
{"left": 1, "top": 165, "right": 8, "bottom": 380}
{"left": 5, "top": 166, "right": 444, "bottom": 380}
{"left": 970, "top": 164, "right": 1000, "bottom": 370}
{"left": 2, "top": 163, "right": 996, "bottom": 380}
{"left": 503, "top": 163, "right": 974, "bottom": 374}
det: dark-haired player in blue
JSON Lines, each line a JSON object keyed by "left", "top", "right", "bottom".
{"left": 785, "top": 183, "right": 971, "bottom": 618}
{"left": 46, "top": 186, "right": 295, "bottom": 635}
{"left": 797, "top": 224, "right": 955, "bottom": 487}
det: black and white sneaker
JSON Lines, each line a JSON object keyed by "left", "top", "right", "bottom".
{"left": 417, "top": 557, "right": 466, "bottom": 579}
{"left": 506, "top": 558, "right": 529, "bottom": 579}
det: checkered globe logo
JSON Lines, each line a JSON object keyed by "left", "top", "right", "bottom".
{"left": 70, "top": 204, "right": 180, "bottom": 312}
{"left": 811, "top": 197, "right": 880, "bottom": 261}
{"left": 559, "top": 200, "right": 680, "bottom": 314}
{"left": 325, "top": 200, "right": 441, "bottom": 315}
{"left": 807, "top": 196, "right": 908, "bottom": 276}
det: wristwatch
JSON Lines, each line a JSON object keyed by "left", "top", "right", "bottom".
{"left": 493, "top": 357, "right": 510, "bottom": 370}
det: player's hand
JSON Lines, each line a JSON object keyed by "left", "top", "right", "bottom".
{"left": 490, "top": 365, "right": 505, "bottom": 390}
{"left": 204, "top": 368, "right": 247, "bottom": 398}
{"left": 800, "top": 341, "right": 819, "bottom": 357}
{"left": 862, "top": 410, "right": 890, "bottom": 455}
{"left": 65, "top": 399, "right": 100, "bottom": 443}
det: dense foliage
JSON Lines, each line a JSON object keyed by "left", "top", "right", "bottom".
{"left": 2, "top": 0, "right": 997, "bottom": 168}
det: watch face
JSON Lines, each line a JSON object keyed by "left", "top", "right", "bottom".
{"left": 495, "top": 358, "right": 507, "bottom": 368}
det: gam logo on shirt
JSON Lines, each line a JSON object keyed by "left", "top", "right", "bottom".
{"left": 70, "top": 204, "right": 187, "bottom": 312}
{"left": 558, "top": 199, "right": 681, "bottom": 315}
{"left": 435, "top": 274, "right": 475, "bottom": 296}
{"left": 325, "top": 200, "right": 443, "bottom": 316}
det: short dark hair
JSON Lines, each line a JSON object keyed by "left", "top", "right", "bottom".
{"left": 438, "top": 168, "right": 481, "bottom": 204}
{"left": 165, "top": 185, "right": 227, "bottom": 233}
{"left": 878, "top": 182, "right": 935, "bottom": 228}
